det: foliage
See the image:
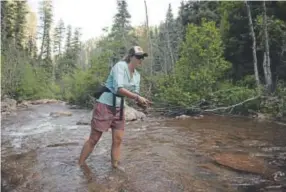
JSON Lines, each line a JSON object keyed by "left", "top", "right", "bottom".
{"left": 59, "top": 50, "right": 111, "bottom": 107}
{"left": 1, "top": 0, "right": 286, "bottom": 119}
{"left": 157, "top": 19, "right": 231, "bottom": 107}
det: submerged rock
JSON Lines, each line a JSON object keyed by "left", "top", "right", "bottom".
{"left": 50, "top": 111, "right": 72, "bottom": 117}
{"left": 29, "top": 99, "right": 62, "bottom": 105}
{"left": 211, "top": 152, "right": 277, "bottom": 179}
{"left": 175, "top": 114, "right": 204, "bottom": 119}
{"left": 76, "top": 120, "right": 90, "bottom": 125}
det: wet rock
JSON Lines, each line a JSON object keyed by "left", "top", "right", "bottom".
{"left": 49, "top": 111, "right": 72, "bottom": 117}
{"left": 69, "top": 104, "right": 81, "bottom": 109}
{"left": 1, "top": 96, "right": 17, "bottom": 113}
{"left": 211, "top": 152, "right": 276, "bottom": 178}
{"left": 17, "top": 100, "right": 30, "bottom": 108}
{"left": 175, "top": 115, "right": 190, "bottom": 119}
{"left": 125, "top": 104, "right": 146, "bottom": 121}
{"left": 175, "top": 114, "right": 204, "bottom": 119}
{"left": 29, "top": 99, "right": 61, "bottom": 105}
{"left": 252, "top": 112, "right": 272, "bottom": 121}
{"left": 46, "top": 142, "right": 79, "bottom": 147}
{"left": 76, "top": 120, "right": 90, "bottom": 125}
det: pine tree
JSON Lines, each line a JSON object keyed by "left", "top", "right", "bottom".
{"left": 38, "top": 0, "right": 53, "bottom": 75}
{"left": 53, "top": 19, "right": 65, "bottom": 56}
{"left": 71, "top": 27, "right": 82, "bottom": 67}
{"left": 1, "top": 0, "right": 16, "bottom": 48}
{"left": 109, "top": 0, "right": 136, "bottom": 60}
{"left": 14, "top": 0, "right": 28, "bottom": 49}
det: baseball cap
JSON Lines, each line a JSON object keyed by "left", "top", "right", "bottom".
{"left": 128, "top": 46, "right": 148, "bottom": 57}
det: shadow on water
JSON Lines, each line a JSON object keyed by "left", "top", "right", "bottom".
{"left": 1, "top": 103, "right": 286, "bottom": 192}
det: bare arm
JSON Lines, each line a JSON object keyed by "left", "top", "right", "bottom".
{"left": 117, "top": 87, "right": 138, "bottom": 100}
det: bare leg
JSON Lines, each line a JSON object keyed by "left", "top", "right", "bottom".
{"left": 78, "top": 129, "right": 102, "bottom": 166}
{"left": 111, "top": 129, "right": 124, "bottom": 168}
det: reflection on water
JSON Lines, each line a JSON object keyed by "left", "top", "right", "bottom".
{"left": 1, "top": 103, "right": 286, "bottom": 192}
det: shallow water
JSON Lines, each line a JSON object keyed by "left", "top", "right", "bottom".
{"left": 1, "top": 103, "right": 286, "bottom": 192}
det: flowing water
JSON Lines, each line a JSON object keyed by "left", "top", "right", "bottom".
{"left": 1, "top": 103, "right": 286, "bottom": 192}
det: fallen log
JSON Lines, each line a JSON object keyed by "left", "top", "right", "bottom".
{"left": 204, "top": 96, "right": 260, "bottom": 113}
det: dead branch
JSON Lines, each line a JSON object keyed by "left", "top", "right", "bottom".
{"left": 204, "top": 96, "right": 261, "bottom": 112}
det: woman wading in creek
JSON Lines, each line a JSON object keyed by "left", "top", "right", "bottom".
{"left": 78, "top": 46, "right": 152, "bottom": 169}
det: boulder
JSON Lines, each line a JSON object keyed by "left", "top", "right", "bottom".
{"left": 1, "top": 97, "right": 17, "bottom": 113}
{"left": 17, "top": 100, "right": 30, "bottom": 108}
{"left": 211, "top": 152, "right": 276, "bottom": 178}
{"left": 124, "top": 104, "right": 146, "bottom": 121}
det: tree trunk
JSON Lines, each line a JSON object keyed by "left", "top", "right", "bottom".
{"left": 262, "top": 1, "right": 273, "bottom": 92}
{"left": 166, "top": 27, "right": 175, "bottom": 72}
{"left": 144, "top": 0, "right": 153, "bottom": 75}
{"left": 245, "top": 1, "right": 260, "bottom": 87}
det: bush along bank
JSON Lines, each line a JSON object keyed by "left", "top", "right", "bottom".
{"left": 151, "top": 80, "right": 286, "bottom": 123}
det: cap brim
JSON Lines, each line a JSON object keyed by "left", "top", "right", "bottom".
{"left": 136, "top": 53, "right": 148, "bottom": 57}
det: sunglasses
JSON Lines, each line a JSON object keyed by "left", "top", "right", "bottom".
{"left": 134, "top": 55, "right": 145, "bottom": 60}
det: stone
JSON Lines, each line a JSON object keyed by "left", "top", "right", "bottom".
{"left": 211, "top": 152, "right": 276, "bottom": 178}
{"left": 124, "top": 104, "right": 146, "bottom": 121}
{"left": 175, "top": 114, "right": 204, "bottom": 119}
{"left": 175, "top": 115, "right": 190, "bottom": 119}
{"left": 30, "top": 99, "right": 60, "bottom": 105}
{"left": 17, "top": 100, "right": 30, "bottom": 108}
{"left": 49, "top": 111, "right": 72, "bottom": 117}
{"left": 1, "top": 97, "right": 17, "bottom": 113}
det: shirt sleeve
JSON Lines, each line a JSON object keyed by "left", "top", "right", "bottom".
{"left": 135, "top": 74, "right": 140, "bottom": 94}
{"left": 112, "top": 62, "right": 125, "bottom": 93}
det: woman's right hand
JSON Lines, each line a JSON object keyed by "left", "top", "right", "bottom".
{"left": 136, "top": 95, "right": 152, "bottom": 106}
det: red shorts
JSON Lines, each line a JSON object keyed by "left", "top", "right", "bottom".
{"left": 90, "top": 102, "right": 125, "bottom": 133}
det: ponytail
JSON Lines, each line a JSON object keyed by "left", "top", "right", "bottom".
{"left": 122, "top": 54, "right": 132, "bottom": 63}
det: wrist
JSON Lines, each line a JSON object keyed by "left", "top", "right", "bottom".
{"left": 134, "top": 94, "right": 139, "bottom": 101}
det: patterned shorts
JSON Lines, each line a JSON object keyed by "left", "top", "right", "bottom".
{"left": 90, "top": 102, "right": 125, "bottom": 133}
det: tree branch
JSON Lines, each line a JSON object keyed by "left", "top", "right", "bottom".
{"left": 204, "top": 96, "right": 260, "bottom": 112}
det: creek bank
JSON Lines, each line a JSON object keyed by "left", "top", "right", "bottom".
{"left": 152, "top": 94, "right": 286, "bottom": 124}
{"left": 2, "top": 97, "right": 285, "bottom": 125}
{"left": 156, "top": 100, "right": 286, "bottom": 125}
{"left": 1, "top": 98, "right": 65, "bottom": 116}
{"left": 1, "top": 97, "right": 146, "bottom": 122}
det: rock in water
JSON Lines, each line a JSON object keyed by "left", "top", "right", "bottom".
{"left": 211, "top": 152, "right": 276, "bottom": 178}
{"left": 175, "top": 115, "right": 190, "bottom": 119}
{"left": 17, "top": 100, "right": 30, "bottom": 108}
{"left": 30, "top": 99, "right": 61, "bottom": 105}
{"left": 124, "top": 104, "right": 146, "bottom": 121}
{"left": 1, "top": 96, "right": 17, "bottom": 113}
{"left": 50, "top": 111, "right": 72, "bottom": 117}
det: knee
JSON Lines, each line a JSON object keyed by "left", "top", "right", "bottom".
{"left": 113, "top": 136, "right": 122, "bottom": 146}
{"left": 88, "top": 137, "right": 98, "bottom": 146}
{"left": 88, "top": 129, "right": 102, "bottom": 146}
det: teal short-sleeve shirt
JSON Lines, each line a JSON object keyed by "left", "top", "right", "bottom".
{"left": 97, "top": 61, "right": 140, "bottom": 107}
